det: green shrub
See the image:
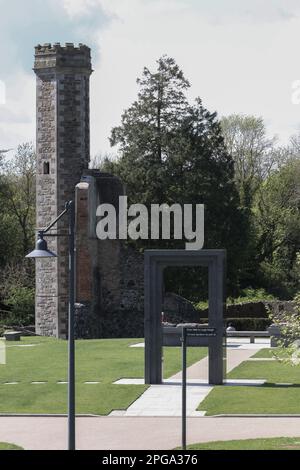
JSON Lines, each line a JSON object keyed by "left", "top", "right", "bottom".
{"left": 0, "top": 262, "right": 35, "bottom": 326}
{"left": 194, "top": 288, "right": 277, "bottom": 312}
{"left": 227, "top": 288, "right": 277, "bottom": 305}
{"left": 269, "top": 291, "right": 300, "bottom": 364}
{"left": 193, "top": 300, "right": 208, "bottom": 311}
{"left": 4, "top": 286, "right": 34, "bottom": 326}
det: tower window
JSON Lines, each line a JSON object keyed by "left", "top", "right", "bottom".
{"left": 43, "top": 162, "right": 50, "bottom": 175}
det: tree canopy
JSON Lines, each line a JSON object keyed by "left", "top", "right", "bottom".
{"left": 221, "top": 114, "right": 277, "bottom": 208}
{"left": 107, "top": 56, "right": 251, "bottom": 297}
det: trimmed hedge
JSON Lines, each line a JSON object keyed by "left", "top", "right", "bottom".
{"left": 200, "top": 317, "right": 271, "bottom": 331}
{"left": 225, "top": 318, "right": 271, "bottom": 331}
{"left": 199, "top": 302, "right": 270, "bottom": 319}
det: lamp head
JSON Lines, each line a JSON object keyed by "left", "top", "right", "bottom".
{"left": 26, "top": 232, "right": 57, "bottom": 258}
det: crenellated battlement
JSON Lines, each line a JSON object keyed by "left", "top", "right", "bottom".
{"left": 35, "top": 42, "right": 91, "bottom": 54}
{"left": 34, "top": 43, "right": 92, "bottom": 72}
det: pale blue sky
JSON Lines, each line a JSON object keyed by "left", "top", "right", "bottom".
{"left": 0, "top": 0, "right": 108, "bottom": 75}
{"left": 1, "top": 0, "right": 300, "bottom": 155}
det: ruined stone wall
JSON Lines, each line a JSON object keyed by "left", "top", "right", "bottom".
{"left": 75, "top": 171, "right": 145, "bottom": 338}
{"left": 99, "top": 244, "right": 144, "bottom": 338}
{"left": 162, "top": 292, "right": 199, "bottom": 324}
{"left": 34, "top": 43, "right": 92, "bottom": 337}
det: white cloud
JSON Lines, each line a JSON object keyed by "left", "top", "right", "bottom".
{"left": 2, "top": 0, "right": 300, "bottom": 155}
{"left": 88, "top": 0, "right": 300, "bottom": 155}
{"left": 63, "top": 0, "right": 103, "bottom": 17}
{"left": 0, "top": 69, "right": 35, "bottom": 150}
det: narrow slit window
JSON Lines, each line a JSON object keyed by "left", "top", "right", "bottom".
{"left": 43, "top": 162, "right": 50, "bottom": 175}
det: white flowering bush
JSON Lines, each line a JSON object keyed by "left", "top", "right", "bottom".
{"left": 268, "top": 252, "right": 300, "bottom": 364}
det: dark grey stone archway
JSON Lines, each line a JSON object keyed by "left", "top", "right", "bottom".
{"left": 144, "top": 249, "right": 226, "bottom": 385}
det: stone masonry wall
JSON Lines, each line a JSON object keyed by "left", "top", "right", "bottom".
{"left": 99, "top": 244, "right": 145, "bottom": 338}
{"left": 34, "top": 43, "right": 92, "bottom": 337}
{"left": 75, "top": 171, "right": 145, "bottom": 338}
{"left": 35, "top": 71, "right": 59, "bottom": 336}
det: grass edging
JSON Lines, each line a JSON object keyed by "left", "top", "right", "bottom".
{"left": 184, "top": 436, "right": 300, "bottom": 450}
{"left": 0, "top": 442, "right": 23, "bottom": 450}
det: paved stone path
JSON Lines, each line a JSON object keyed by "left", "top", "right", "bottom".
{"left": 113, "top": 339, "right": 270, "bottom": 417}
{"left": 1, "top": 416, "right": 300, "bottom": 450}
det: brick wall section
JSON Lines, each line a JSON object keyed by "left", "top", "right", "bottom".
{"left": 34, "top": 43, "right": 92, "bottom": 337}
{"left": 75, "top": 182, "right": 92, "bottom": 302}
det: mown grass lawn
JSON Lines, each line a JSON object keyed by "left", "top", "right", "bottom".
{"left": 0, "top": 336, "right": 206, "bottom": 415}
{"left": 198, "top": 350, "right": 300, "bottom": 415}
{"left": 252, "top": 348, "right": 276, "bottom": 359}
{"left": 229, "top": 358, "right": 300, "bottom": 383}
{"left": 0, "top": 442, "right": 23, "bottom": 450}
{"left": 198, "top": 384, "right": 300, "bottom": 415}
{"left": 186, "top": 437, "right": 300, "bottom": 450}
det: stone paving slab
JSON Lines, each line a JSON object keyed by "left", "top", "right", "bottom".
{"left": 165, "top": 378, "right": 266, "bottom": 386}
{"left": 119, "top": 339, "right": 269, "bottom": 417}
{"left": 117, "top": 382, "right": 213, "bottom": 417}
{"left": 114, "top": 378, "right": 145, "bottom": 385}
{"left": 248, "top": 357, "right": 276, "bottom": 361}
{"left": 109, "top": 410, "right": 127, "bottom": 416}
{"left": 1, "top": 416, "right": 300, "bottom": 450}
{"left": 115, "top": 378, "right": 265, "bottom": 386}
{"left": 170, "top": 347, "right": 262, "bottom": 381}
{"left": 227, "top": 338, "right": 271, "bottom": 351}
{"left": 228, "top": 338, "right": 271, "bottom": 345}
{"left": 130, "top": 338, "right": 272, "bottom": 350}
{"left": 225, "top": 379, "right": 266, "bottom": 386}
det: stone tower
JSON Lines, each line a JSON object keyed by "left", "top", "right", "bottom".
{"left": 34, "top": 43, "right": 92, "bottom": 337}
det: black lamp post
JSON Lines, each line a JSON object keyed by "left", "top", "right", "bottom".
{"left": 26, "top": 200, "right": 76, "bottom": 450}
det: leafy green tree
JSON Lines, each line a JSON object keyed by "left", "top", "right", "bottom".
{"left": 89, "top": 152, "right": 117, "bottom": 171}
{"left": 253, "top": 158, "right": 300, "bottom": 297}
{"left": 290, "top": 129, "right": 300, "bottom": 156}
{"left": 1, "top": 143, "right": 36, "bottom": 256}
{"left": 269, "top": 256, "right": 300, "bottom": 365}
{"left": 0, "top": 148, "right": 11, "bottom": 164}
{"left": 0, "top": 261, "right": 35, "bottom": 326}
{"left": 110, "top": 56, "right": 191, "bottom": 205}
{"left": 0, "top": 213, "right": 22, "bottom": 266}
{"left": 221, "top": 115, "right": 277, "bottom": 208}
{"left": 0, "top": 144, "right": 35, "bottom": 325}
{"left": 0, "top": 148, "right": 25, "bottom": 265}
{"left": 108, "top": 56, "right": 251, "bottom": 297}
